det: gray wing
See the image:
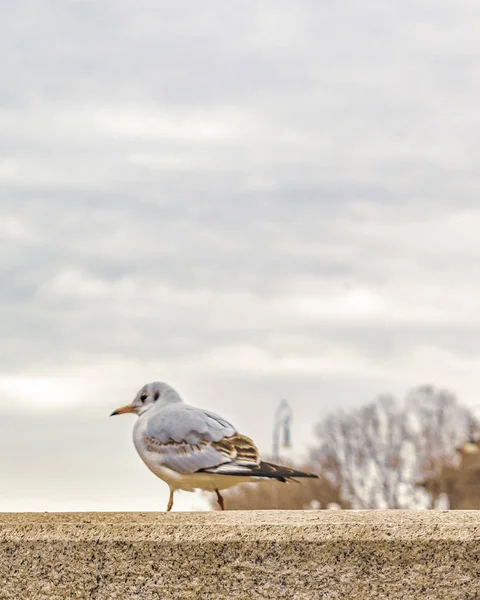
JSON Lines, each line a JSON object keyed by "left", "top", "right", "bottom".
{"left": 144, "top": 404, "right": 250, "bottom": 474}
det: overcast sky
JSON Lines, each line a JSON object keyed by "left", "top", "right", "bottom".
{"left": 2, "top": 0, "right": 480, "bottom": 511}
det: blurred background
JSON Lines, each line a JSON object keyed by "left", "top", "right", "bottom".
{"left": 1, "top": 1, "right": 480, "bottom": 511}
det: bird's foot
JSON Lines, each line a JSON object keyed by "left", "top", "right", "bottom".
{"left": 166, "top": 489, "right": 174, "bottom": 512}
{"left": 215, "top": 488, "right": 225, "bottom": 510}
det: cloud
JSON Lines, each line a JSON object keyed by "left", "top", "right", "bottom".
{"left": 1, "top": 0, "right": 480, "bottom": 510}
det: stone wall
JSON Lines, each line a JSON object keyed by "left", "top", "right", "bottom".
{"left": 1, "top": 511, "right": 479, "bottom": 599}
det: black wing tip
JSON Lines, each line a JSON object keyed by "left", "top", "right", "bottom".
{"left": 257, "top": 461, "right": 320, "bottom": 481}
{"left": 196, "top": 462, "right": 320, "bottom": 480}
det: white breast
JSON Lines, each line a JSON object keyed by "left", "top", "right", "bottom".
{"left": 132, "top": 416, "right": 186, "bottom": 488}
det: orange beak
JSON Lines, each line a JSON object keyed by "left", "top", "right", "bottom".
{"left": 110, "top": 404, "right": 136, "bottom": 416}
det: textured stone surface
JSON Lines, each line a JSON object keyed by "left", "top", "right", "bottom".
{"left": 0, "top": 511, "right": 479, "bottom": 599}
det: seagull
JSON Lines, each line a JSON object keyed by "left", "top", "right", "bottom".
{"left": 111, "top": 381, "right": 319, "bottom": 511}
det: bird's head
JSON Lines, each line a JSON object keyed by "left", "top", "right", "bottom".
{"left": 110, "top": 381, "right": 182, "bottom": 417}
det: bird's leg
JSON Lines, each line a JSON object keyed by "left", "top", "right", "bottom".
{"left": 166, "top": 488, "right": 174, "bottom": 512}
{"left": 215, "top": 488, "right": 225, "bottom": 511}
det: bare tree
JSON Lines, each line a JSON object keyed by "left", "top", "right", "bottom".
{"left": 312, "top": 385, "right": 474, "bottom": 509}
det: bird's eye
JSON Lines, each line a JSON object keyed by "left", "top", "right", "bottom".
{"left": 140, "top": 394, "right": 148, "bottom": 403}
{"left": 154, "top": 392, "right": 160, "bottom": 401}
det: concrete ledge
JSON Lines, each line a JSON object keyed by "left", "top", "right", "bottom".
{"left": 1, "top": 511, "right": 479, "bottom": 599}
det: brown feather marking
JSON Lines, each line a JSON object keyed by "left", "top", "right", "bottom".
{"left": 143, "top": 433, "right": 259, "bottom": 463}
{"left": 212, "top": 433, "right": 259, "bottom": 463}
{"left": 143, "top": 437, "right": 202, "bottom": 455}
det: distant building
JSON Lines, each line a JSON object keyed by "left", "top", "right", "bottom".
{"left": 418, "top": 439, "right": 480, "bottom": 509}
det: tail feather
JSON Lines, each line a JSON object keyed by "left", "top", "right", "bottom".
{"left": 256, "top": 461, "right": 319, "bottom": 481}
{"left": 198, "top": 460, "right": 319, "bottom": 481}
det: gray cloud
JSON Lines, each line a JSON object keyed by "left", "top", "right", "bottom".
{"left": 1, "top": 0, "right": 480, "bottom": 510}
